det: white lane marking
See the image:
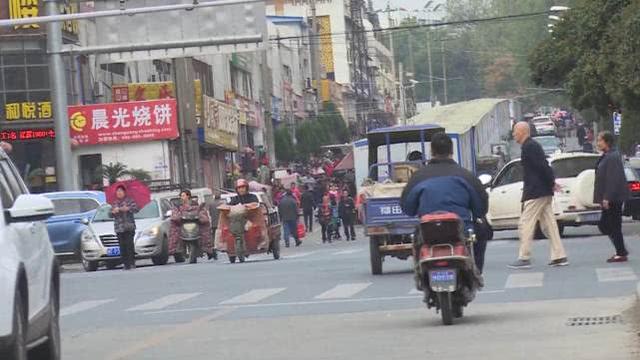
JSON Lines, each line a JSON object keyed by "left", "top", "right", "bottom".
{"left": 333, "top": 249, "right": 363, "bottom": 255}
{"left": 126, "top": 293, "right": 202, "bottom": 311}
{"left": 285, "top": 251, "right": 317, "bottom": 259}
{"left": 219, "top": 288, "right": 287, "bottom": 305}
{"left": 596, "top": 267, "right": 638, "bottom": 282}
{"left": 61, "top": 299, "right": 115, "bottom": 317}
{"left": 505, "top": 272, "right": 544, "bottom": 288}
{"left": 315, "top": 283, "right": 372, "bottom": 299}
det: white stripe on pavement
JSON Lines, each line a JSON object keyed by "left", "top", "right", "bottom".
{"left": 596, "top": 267, "right": 638, "bottom": 282}
{"left": 315, "top": 283, "right": 372, "bottom": 299}
{"left": 219, "top": 288, "right": 286, "bottom": 305}
{"left": 61, "top": 299, "right": 115, "bottom": 317}
{"left": 505, "top": 272, "right": 544, "bottom": 288}
{"left": 126, "top": 293, "right": 202, "bottom": 311}
{"left": 333, "top": 249, "right": 363, "bottom": 255}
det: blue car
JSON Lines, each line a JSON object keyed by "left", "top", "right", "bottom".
{"left": 42, "top": 191, "right": 106, "bottom": 259}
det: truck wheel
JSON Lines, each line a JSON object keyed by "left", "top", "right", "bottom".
{"left": 438, "top": 292, "right": 454, "bottom": 325}
{"left": 369, "top": 236, "right": 383, "bottom": 275}
{"left": 272, "top": 239, "right": 280, "bottom": 260}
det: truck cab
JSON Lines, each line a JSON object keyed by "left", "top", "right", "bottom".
{"left": 359, "top": 124, "right": 445, "bottom": 275}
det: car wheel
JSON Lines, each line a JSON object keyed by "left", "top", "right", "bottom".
{"left": 30, "top": 280, "right": 61, "bottom": 360}
{"left": 0, "top": 288, "right": 27, "bottom": 360}
{"left": 152, "top": 237, "right": 169, "bottom": 266}
{"left": 82, "top": 258, "right": 98, "bottom": 272}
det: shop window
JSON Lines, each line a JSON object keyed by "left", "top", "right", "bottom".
{"left": 5, "top": 67, "right": 26, "bottom": 90}
{"left": 27, "top": 66, "right": 49, "bottom": 90}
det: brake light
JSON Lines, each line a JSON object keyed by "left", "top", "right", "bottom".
{"left": 629, "top": 182, "right": 640, "bottom": 192}
{"left": 434, "top": 261, "right": 449, "bottom": 267}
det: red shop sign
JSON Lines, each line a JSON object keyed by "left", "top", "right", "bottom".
{"left": 0, "top": 128, "right": 56, "bottom": 141}
{"left": 68, "top": 99, "right": 178, "bottom": 146}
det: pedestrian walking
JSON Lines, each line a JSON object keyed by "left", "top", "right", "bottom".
{"left": 339, "top": 190, "right": 356, "bottom": 241}
{"left": 329, "top": 197, "right": 341, "bottom": 240}
{"left": 318, "top": 195, "right": 332, "bottom": 243}
{"left": 595, "top": 131, "right": 630, "bottom": 262}
{"left": 301, "top": 185, "right": 315, "bottom": 233}
{"left": 509, "top": 122, "right": 569, "bottom": 269}
{"left": 278, "top": 190, "right": 301, "bottom": 247}
{"left": 111, "top": 185, "right": 139, "bottom": 270}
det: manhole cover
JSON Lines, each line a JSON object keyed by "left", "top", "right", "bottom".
{"left": 566, "top": 315, "right": 623, "bottom": 326}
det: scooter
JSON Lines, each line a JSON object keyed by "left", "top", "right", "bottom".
{"left": 180, "top": 207, "right": 203, "bottom": 264}
{"left": 416, "top": 212, "right": 483, "bottom": 325}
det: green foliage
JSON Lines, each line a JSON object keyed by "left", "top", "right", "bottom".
{"left": 529, "top": 0, "right": 640, "bottom": 151}
{"left": 101, "top": 162, "right": 128, "bottom": 185}
{"left": 126, "top": 168, "right": 152, "bottom": 183}
{"left": 274, "top": 127, "right": 295, "bottom": 162}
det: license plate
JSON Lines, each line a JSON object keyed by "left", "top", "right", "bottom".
{"left": 579, "top": 212, "right": 601, "bottom": 223}
{"left": 429, "top": 269, "right": 457, "bottom": 292}
{"left": 106, "top": 247, "right": 120, "bottom": 257}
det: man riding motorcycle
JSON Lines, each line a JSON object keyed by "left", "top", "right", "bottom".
{"left": 400, "top": 133, "right": 489, "bottom": 289}
{"left": 169, "top": 189, "right": 215, "bottom": 262}
{"left": 227, "top": 179, "right": 260, "bottom": 260}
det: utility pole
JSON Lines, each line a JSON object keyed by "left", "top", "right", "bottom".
{"left": 441, "top": 38, "right": 448, "bottom": 105}
{"left": 398, "top": 62, "right": 406, "bottom": 124}
{"left": 260, "top": 49, "right": 276, "bottom": 165}
{"left": 173, "top": 58, "right": 200, "bottom": 187}
{"left": 45, "top": 0, "right": 73, "bottom": 190}
{"left": 310, "top": 0, "right": 322, "bottom": 112}
{"left": 407, "top": 31, "right": 415, "bottom": 77}
{"left": 426, "top": 28, "right": 434, "bottom": 107}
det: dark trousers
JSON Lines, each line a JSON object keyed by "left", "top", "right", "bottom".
{"left": 303, "top": 209, "right": 314, "bottom": 232}
{"left": 283, "top": 220, "right": 300, "bottom": 246}
{"left": 473, "top": 236, "right": 487, "bottom": 273}
{"left": 342, "top": 218, "right": 356, "bottom": 240}
{"left": 320, "top": 222, "right": 330, "bottom": 242}
{"left": 600, "top": 202, "right": 628, "bottom": 256}
{"left": 117, "top": 231, "right": 136, "bottom": 269}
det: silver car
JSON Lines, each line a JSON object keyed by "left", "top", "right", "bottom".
{"left": 80, "top": 196, "right": 173, "bottom": 271}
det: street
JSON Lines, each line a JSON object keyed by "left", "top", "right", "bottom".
{"left": 60, "top": 223, "right": 640, "bottom": 360}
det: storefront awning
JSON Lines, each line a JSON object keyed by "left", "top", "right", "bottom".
{"left": 334, "top": 151, "right": 354, "bottom": 171}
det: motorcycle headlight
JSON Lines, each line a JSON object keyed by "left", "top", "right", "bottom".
{"left": 81, "top": 229, "right": 99, "bottom": 244}
{"left": 140, "top": 226, "right": 160, "bottom": 238}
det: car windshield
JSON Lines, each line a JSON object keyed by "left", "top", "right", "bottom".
{"left": 625, "top": 167, "right": 638, "bottom": 181}
{"left": 533, "top": 118, "right": 551, "bottom": 124}
{"left": 93, "top": 201, "right": 160, "bottom": 222}
{"left": 536, "top": 137, "right": 558, "bottom": 149}
{"left": 50, "top": 198, "right": 100, "bottom": 216}
{"left": 552, "top": 157, "right": 598, "bottom": 178}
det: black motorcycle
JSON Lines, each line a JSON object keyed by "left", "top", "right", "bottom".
{"left": 180, "top": 207, "right": 203, "bottom": 264}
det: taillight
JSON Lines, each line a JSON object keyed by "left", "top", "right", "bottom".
{"left": 629, "top": 182, "right": 640, "bottom": 192}
{"left": 434, "top": 261, "right": 449, "bottom": 267}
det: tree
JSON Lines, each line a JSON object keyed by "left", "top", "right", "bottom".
{"left": 274, "top": 127, "right": 295, "bottom": 162}
{"left": 126, "top": 168, "right": 152, "bottom": 183}
{"left": 101, "top": 162, "right": 128, "bottom": 185}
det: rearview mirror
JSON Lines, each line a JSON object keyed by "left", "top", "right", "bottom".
{"left": 478, "top": 174, "right": 493, "bottom": 187}
{"left": 164, "top": 210, "right": 172, "bottom": 218}
{"left": 81, "top": 218, "right": 90, "bottom": 225}
{"left": 6, "top": 194, "right": 54, "bottom": 223}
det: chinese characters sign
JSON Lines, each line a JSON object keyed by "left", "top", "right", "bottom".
{"left": 203, "top": 96, "right": 239, "bottom": 151}
{"left": 0, "top": 128, "right": 55, "bottom": 141}
{"left": 6, "top": 0, "right": 79, "bottom": 33}
{"left": 5, "top": 101, "right": 52, "bottom": 121}
{"left": 68, "top": 99, "right": 178, "bottom": 146}
{"left": 111, "top": 80, "right": 202, "bottom": 118}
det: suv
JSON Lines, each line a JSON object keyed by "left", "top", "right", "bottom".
{"left": 0, "top": 149, "right": 59, "bottom": 359}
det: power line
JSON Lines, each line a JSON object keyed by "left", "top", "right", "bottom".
{"left": 269, "top": 10, "right": 551, "bottom": 42}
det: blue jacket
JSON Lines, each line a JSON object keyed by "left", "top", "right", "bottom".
{"left": 400, "top": 158, "right": 488, "bottom": 228}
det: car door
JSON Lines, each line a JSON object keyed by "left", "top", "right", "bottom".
{"left": 0, "top": 159, "right": 50, "bottom": 319}
{"left": 487, "top": 161, "right": 524, "bottom": 228}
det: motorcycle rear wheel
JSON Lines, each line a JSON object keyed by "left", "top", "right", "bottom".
{"left": 453, "top": 304, "right": 464, "bottom": 318}
{"left": 187, "top": 242, "right": 199, "bottom": 264}
{"left": 438, "top": 292, "right": 454, "bottom": 325}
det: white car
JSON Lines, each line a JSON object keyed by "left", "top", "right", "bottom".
{"left": 485, "top": 152, "right": 601, "bottom": 237}
{"left": 533, "top": 116, "right": 556, "bottom": 136}
{"left": 80, "top": 196, "right": 174, "bottom": 271}
{"left": 0, "top": 149, "right": 59, "bottom": 359}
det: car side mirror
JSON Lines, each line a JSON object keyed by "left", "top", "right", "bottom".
{"left": 478, "top": 174, "right": 493, "bottom": 187}
{"left": 81, "top": 218, "right": 90, "bottom": 225}
{"left": 6, "top": 194, "right": 54, "bottom": 223}
{"left": 165, "top": 210, "right": 172, "bottom": 218}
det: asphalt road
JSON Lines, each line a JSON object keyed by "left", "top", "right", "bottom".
{"left": 60, "top": 223, "right": 640, "bottom": 360}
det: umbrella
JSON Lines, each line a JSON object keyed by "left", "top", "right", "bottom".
{"left": 105, "top": 179, "right": 151, "bottom": 209}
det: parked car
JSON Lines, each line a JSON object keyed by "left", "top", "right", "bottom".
{"left": 533, "top": 135, "right": 562, "bottom": 155}
{"left": 623, "top": 166, "right": 640, "bottom": 220}
{"left": 485, "top": 152, "right": 601, "bottom": 237}
{"left": 80, "top": 195, "right": 173, "bottom": 271}
{"left": 0, "top": 148, "right": 60, "bottom": 359}
{"left": 532, "top": 116, "right": 556, "bottom": 136}
{"left": 42, "top": 191, "right": 105, "bottom": 259}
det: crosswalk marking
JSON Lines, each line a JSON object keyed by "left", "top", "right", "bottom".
{"left": 333, "top": 249, "right": 363, "bottom": 255}
{"left": 596, "top": 267, "right": 638, "bottom": 282}
{"left": 126, "top": 293, "right": 201, "bottom": 311}
{"left": 61, "top": 299, "right": 115, "bottom": 317}
{"left": 315, "top": 283, "right": 372, "bottom": 299}
{"left": 505, "top": 272, "right": 544, "bottom": 288}
{"left": 220, "top": 288, "right": 286, "bottom": 305}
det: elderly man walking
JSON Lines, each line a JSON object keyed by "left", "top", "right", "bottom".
{"left": 509, "top": 122, "right": 569, "bottom": 269}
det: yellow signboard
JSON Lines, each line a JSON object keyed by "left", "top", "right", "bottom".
{"left": 8, "top": 0, "right": 79, "bottom": 33}
{"left": 5, "top": 101, "right": 52, "bottom": 121}
{"left": 318, "top": 16, "right": 335, "bottom": 74}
